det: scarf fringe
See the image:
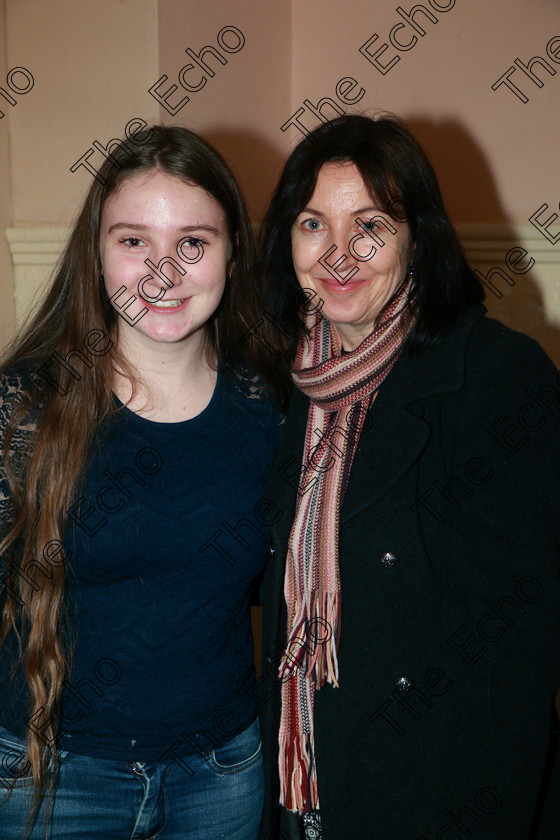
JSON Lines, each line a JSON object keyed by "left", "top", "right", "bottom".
{"left": 279, "top": 732, "right": 319, "bottom": 812}
{"left": 306, "top": 590, "right": 340, "bottom": 688}
{"left": 279, "top": 591, "right": 340, "bottom": 688}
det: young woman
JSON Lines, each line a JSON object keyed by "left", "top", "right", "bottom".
{"left": 0, "top": 125, "right": 288, "bottom": 839}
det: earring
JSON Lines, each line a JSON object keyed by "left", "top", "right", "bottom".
{"left": 407, "top": 263, "right": 415, "bottom": 279}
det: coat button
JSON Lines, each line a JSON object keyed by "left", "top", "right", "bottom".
{"left": 379, "top": 551, "right": 400, "bottom": 568}
{"left": 394, "top": 676, "right": 414, "bottom": 694}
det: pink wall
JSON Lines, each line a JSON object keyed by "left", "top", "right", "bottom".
{"left": 156, "top": 0, "right": 292, "bottom": 223}
{"left": 157, "top": 0, "right": 559, "bottom": 226}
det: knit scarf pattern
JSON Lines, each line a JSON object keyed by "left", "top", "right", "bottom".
{"left": 278, "top": 276, "right": 416, "bottom": 812}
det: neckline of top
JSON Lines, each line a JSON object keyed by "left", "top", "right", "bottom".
{"left": 112, "top": 370, "right": 222, "bottom": 427}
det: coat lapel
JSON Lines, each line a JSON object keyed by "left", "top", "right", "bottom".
{"left": 341, "top": 306, "right": 484, "bottom": 521}
{"left": 341, "top": 391, "right": 431, "bottom": 523}
{"left": 268, "top": 307, "right": 485, "bottom": 532}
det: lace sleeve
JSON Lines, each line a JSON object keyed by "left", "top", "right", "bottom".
{"left": 0, "top": 371, "right": 37, "bottom": 530}
{"left": 226, "top": 363, "right": 285, "bottom": 426}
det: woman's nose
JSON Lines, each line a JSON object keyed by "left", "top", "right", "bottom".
{"left": 143, "top": 253, "right": 187, "bottom": 297}
{"left": 320, "top": 225, "right": 361, "bottom": 283}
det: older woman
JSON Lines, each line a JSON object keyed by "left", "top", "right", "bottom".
{"left": 258, "top": 115, "right": 560, "bottom": 840}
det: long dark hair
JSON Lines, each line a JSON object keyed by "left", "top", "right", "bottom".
{"left": 259, "top": 113, "right": 484, "bottom": 359}
{"left": 0, "top": 124, "right": 288, "bottom": 831}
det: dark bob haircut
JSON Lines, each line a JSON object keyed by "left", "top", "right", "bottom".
{"left": 259, "top": 113, "right": 484, "bottom": 357}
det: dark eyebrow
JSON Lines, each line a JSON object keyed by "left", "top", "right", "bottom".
{"left": 107, "top": 222, "right": 222, "bottom": 235}
{"left": 299, "top": 207, "right": 326, "bottom": 218}
{"left": 298, "top": 206, "right": 381, "bottom": 218}
{"left": 179, "top": 225, "right": 221, "bottom": 235}
{"left": 353, "top": 207, "right": 383, "bottom": 217}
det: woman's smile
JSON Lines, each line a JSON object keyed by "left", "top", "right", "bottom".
{"left": 137, "top": 293, "right": 191, "bottom": 312}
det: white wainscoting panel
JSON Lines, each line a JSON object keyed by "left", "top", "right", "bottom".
{"left": 6, "top": 227, "right": 71, "bottom": 328}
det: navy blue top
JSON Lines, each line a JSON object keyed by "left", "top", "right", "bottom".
{"left": 0, "top": 365, "right": 281, "bottom": 761}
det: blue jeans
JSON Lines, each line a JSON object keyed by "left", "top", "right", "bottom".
{"left": 0, "top": 718, "right": 264, "bottom": 839}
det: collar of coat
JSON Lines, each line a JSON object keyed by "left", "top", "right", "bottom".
{"left": 272, "top": 305, "right": 487, "bottom": 527}
{"left": 378, "top": 303, "right": 486, "bottom": 406}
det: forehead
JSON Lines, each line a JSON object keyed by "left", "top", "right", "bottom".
{"left": 101, "top": 170, "right": 226, "bottom": 225}
{"left": 308, "top": 161, "right": 376, "bottom": 209}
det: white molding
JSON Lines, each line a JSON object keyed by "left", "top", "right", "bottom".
{"left": 456, "top": 223, "right": 560, "bottom": 364}
{"left": 456, "top": 223, "right": 560, "bottom": 264}
{"left": 6, "top": 227, "right": 71, "bottom": 264}
{"left": 5, "top": 227, "right": 71, "bottom": 326}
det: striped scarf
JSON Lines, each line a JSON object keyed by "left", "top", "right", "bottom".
{"left": 278, "top": 275, "right": 416, "bottom": 812}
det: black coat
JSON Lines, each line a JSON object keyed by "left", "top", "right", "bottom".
{"left": 259, "top": 308, "right": 560, "bottom": 840}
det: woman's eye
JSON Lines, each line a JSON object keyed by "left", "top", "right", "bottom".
{"left": 302, "top": 219, "right": 322, "bottom": 232}
{"left": 182, "top": 236, "right": 204, "bottom": 248}
{"left": 360, "top": 219, "right": 377, "bottom": 232}
{"left": 120, "top": 237, "right": 144, "bottom": 249}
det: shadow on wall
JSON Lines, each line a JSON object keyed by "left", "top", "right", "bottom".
{"left": 408, "top": 117, "right": 560, "bottom": 364}
{"left": 407, "top": 117, "right": 507, "bottom": 224}
{"left": 203, "top": 128, "right": 287, "bottom": 225}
